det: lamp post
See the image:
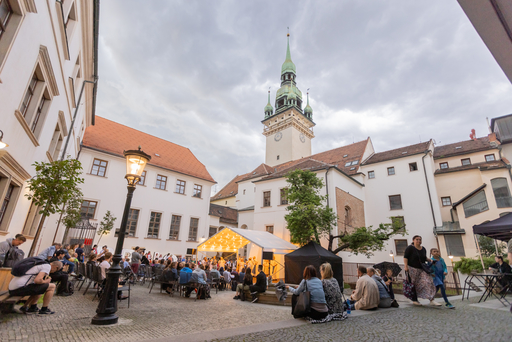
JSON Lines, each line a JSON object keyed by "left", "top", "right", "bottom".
{"left": 0, "top": 130, "right": 9, "bottom": 149}
{"left": 390, "top": 250, "right": 395, "bottom": 263}
{"left": 91, "top": 147, "right": 150, "bottom": 325}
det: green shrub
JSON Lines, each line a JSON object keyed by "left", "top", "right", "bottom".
{"left": 454, "top": 256, "right": 508, "bottom": 275}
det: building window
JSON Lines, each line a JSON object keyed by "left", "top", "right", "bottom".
{"left": 22, "top": 201, "right": 42, "bottom": 237}
{"left": 389, "top": 195, "right": 402, "bottom": 210}
{"left": 263, "top": 191, "right": 271, "bottom": 207}
{"left": 344, "top": 206, "right": 351, "bottom": 233}
{"left": 0, "top": 184, "right": 14, "bottom": 226}
{"left": 169, "top": 215, "right": 181, "bottom": 240}
{"left": 138, "top": 171, "right": 146, "bottom": 186}
{"left": 409, "top": 162, "right": 418, "bottom": 171}
{"left": 277, "top": 155, "right": 280, "bottom": 160}
{"left": 188, "top": 217, "right": 199, "bottom": 241}
{"left": 48, "top": 123, "right": 64, "bottom": 161}
{"left": 395, "top": 239, "right": 408, "bottom": 256}
{"left": 20, "top": 75, "right": 37, "bottom": 116}
{"left": 440, "top": 162, "right": 448, "bottom": 169}
{"left": 193, "top": 184, "right": 202, "bottom": 198}
{"left": 243, "top": 189, "right": 246, "bottom": 195}
{"left": 208, "top": 226, "right": 217, "bottom": 237}
{"left": 444, "top": 235, "right": 465, "bottom": 257}
{"left": 80, "top": 200, "right": 97, "bottom": 219}
{"left": 462, "top": 190, "right": 488, "bottom": 218}
{"left": 175, "top": 180, "right": 185, "bottom": 194}
{"left": 147, "top": 212, "right": 161, "bottom": 238}
{"left": 387, "top": 167, "right": 395, "bottom": 176}
{"left": 391, "top": 216, "right": 405, "bottom": 232}
{"left": 156, "top": 175, "right": 167, "bottom": 190}
{"left": 126, "top": 209, "right": 139, "bottom": 237}
{"left": 0, "top": 0, "right": 12, "bottom": 39}
{"left": 90, "top": 158, "right": 107, "bottom": 177}
{"left": 280, "top": 188, "right": 288, "bottom": 205}
{"left": 441, "top": 197, "right": 452, "bottom": 206}
{"left": 266, "top": 225, "right": 274, "bottom": 234}
{"left": 491, "top": 178, "right": 512, "bottom": 208}
{"left": 368, "top": 171, "right": 375, "bottom": 179}
{"left": 461, "top": 158, "right": 471, "bottom": 166}
{"left": 485, "top": 154, "right": 496, "bottom": 162}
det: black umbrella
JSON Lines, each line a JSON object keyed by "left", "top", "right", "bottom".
{"left": 373, "top": 261, "right": 402, "bottom": 277}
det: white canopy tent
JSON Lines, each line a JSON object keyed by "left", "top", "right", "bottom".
{"left": 197, "top": 227, "right": 297, "bottom": 254}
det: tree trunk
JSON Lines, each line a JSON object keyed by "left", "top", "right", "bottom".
{"left": 328, "top": 234, "right": 345, "bottom": 253}
{"left": 28, "top": 215, "right": 47, "bottom": 257}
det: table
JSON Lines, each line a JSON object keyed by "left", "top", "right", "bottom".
{"left": 462, "top": 272, "right": 510, "bottom": 306}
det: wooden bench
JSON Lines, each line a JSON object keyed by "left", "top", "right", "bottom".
{"left": 0, "top": 290, "right": 27, "bottom": 314}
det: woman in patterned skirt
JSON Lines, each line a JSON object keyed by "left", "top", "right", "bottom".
{"left": 404, "top": 235, "right": 439, "bottom": 306}
{"left": 320, "top": 263, "right": 344, "bottom": 314}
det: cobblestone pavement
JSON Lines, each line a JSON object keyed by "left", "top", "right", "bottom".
{"left": 1, "top": 282, "right": 511, "bottom": 342}
{"left": 0, "top": 282, "right": 290, "bottom": 342}
{"left": 211, "top": 297, "right": 512, "bottom": 342}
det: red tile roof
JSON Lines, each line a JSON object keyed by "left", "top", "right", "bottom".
{"left": 434, "top": 137, "right": 498, "bottom": 160}
{"left": 209, "top": 203, "right": 238, "bottom": 224}
{"left": 363, "top": 141, "right": 431, "bottom": 165}
{"left": 211, "top": 174, "right": 247, "bottom": 200}
{"left": 82, "top": 116, "right": 215, "bottom": 183}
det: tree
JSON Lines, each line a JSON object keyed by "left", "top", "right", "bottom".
{"left": 285, "top": 169, "right": 406, "bottom": 257}
{"left": 477, "top": 235, "right": 507, "bottom": 257}
{"left": 59, "top": 193, "right": 83, "bottom": 244}
{"left": 26, "top": 158, "right": 84, "bottom": 256}
{"left": 96, "top": 210, "right": 117, "bottom": 245}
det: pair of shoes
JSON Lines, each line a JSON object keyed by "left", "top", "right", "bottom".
{"left": 251, "top": 297, "right": 259, "bottom": 303}
{"left": 429, "top": 300, "right": 442, "bottom": 306}
{"left": 57, "top": 292, "right": 72, "bottom": 297}
{"left": 19, "top": 306, "right": 38, "bottom": 314}
{"left": 445, "top": 303, "right": 455, "bottom": 309}
{"left": 412, "top": 301, "right": 422, "bottom": 306}
{"left": 118, "top": 295, "right": 129, "bottom": 300}
{"left": 233, "top": 295, "right": 240, "bottom": 300}
{"left": 70, "top": 272, "right": 77, "bottom": 276}
{"left": 38, "top": 308, "right": 55, "bottom": 315}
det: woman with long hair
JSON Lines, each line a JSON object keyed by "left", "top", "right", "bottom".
{"left": 404, "top": 235, "right": 438, "bottom": 306}
{"left": 287, "top": 265, "right": 329, "bottom": 320}
{"left": 320, "top": 263, "right": 344, "bottom": 314}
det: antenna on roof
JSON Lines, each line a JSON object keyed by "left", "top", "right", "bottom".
{"left": 486, "top": 117, "right": 492, "bottom": 133}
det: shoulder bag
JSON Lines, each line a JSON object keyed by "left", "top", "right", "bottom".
{"left": 402, "top": 271, "right": 416, "bottom": 301}
{"left": 292, "top": 280, "right": 311, "bottom": 318}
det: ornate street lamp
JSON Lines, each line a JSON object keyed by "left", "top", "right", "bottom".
{"left": 0, "top": 130, "right": 8, "bottom": 149}
{"left": 91, "top": 147, "right": 150, "bottom": 325}
{"left": 389, "top": 250, "right": 395, "bottom": 263}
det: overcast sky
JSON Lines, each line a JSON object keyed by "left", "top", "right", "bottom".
{"left": 96, "top": 0, "right": 512, "bottom": 192}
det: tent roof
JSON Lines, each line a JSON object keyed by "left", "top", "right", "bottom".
{"left": 197, "top": 228, "right": 298, "bottom": 253}
{"left": 473, "top": 212, "right": 512, "bottom": 241}
{"left": 286, "top": 241, "right": 342, "bottom": 260}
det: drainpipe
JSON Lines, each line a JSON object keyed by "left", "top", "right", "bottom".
{"left": 325, "top": 168, "right": 330, "bottom": 235}
{"left": 422, "top": 150, "right": 440, "bottom": 251}
{"left": 497, "top": 145, "right": 512, "bottom": 185}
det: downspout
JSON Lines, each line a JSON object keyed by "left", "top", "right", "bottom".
{"left": 325, "top": 168, "right": 330, "bottom": 235}
{"left": 422, "top": 150, "right": 440, "bottom": 251}
{"left": 56, "top": 0, "right": 70, "bottom": 59}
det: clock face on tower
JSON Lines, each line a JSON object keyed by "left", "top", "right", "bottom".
{"left": 299, "top": 133, "right": 305, "bottom": 143}
{"left": 274, "top": 132, "right": 283, "bottom": 141}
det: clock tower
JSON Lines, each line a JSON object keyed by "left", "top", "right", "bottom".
{"left": 263, "top": 33, "right": 315, "bottom": 167}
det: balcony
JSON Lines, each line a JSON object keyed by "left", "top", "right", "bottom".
{"left": 435, "top": 221, "right": 465, "bottom": 235}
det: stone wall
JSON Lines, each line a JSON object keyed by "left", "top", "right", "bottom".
{"left": 335, "top": 187, "right": 365, "bottom": 234}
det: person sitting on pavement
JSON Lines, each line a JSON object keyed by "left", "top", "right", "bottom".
{"left": 38, "top": 243, "right": 62, "bottom": 261}
{"left": 287, "top": 265, "right": 329, "bottom": 321}
{"left": 250, "top": 265, "right": 267, "bottom": 303}
{"left": 0, "top": 234, "right": 26, "bottom": 267}
{"left": 320, "top": 262, "right": 344, "bottom": 314}
{"left": 489, "top": 255, "right": 512, "bottom": 288}
{"left": 350, "top": 266, "right": 379, "bottom": 310}
{"left": 381, "top": 269, "right": 395, "bottom": 300}
{"left": 367, "top": 267, "right": 392, "bottom": 308}
{"left": 9, "top": 260, "right": 60, "bottom": 314}
{"left": 233, "top": 267, "right": 252, "bottom": 300}
{"left": 49, "top": 251, "right": 71, "bottom": 296}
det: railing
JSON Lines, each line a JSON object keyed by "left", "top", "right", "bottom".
{"left": 463, "top": 200, "right": 488, "bottom": 218}
{"left": 496, "top": 197, "right": 512, "bottom": 208}
{"left": 436, "top": 221, "right": 461, "bottom": 232}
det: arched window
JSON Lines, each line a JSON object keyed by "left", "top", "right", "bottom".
{"left": 491, "top": 178, "right": 512, "bottom": 208}
{"left": 344, "top": 206, "right": 351, "bottom": 233}
{"left": 241, "top": 224, "right": 248, "bottom": 229}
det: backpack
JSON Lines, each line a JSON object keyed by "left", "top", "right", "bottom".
{"left": 4, "top": 246, "right": 25, "bottom": 267}
{"left": 11, "top": 257, "right": 48, "bottom": 277}
{"left": 67, "top": 281, "right": 74, "bottom": 295}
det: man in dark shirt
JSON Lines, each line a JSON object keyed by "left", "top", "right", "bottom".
{"left": 489, "top": 255, "right": 512, "bottom": 288}
{"left": 75, "top": 244, "right": 84, "bottom": 263}
{"left": 49, "top": 251, "right": 71, "bottom": 296}
{"left": 250, "top": 265, "right": 267, "bottom": 303}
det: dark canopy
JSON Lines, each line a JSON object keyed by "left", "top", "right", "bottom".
{"left": 285, "top": 241, "right": 343, "bottom": 288}
{"left": 473, "top": 212, "right": 512, "bottom": 241}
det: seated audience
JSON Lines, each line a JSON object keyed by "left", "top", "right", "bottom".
{"left": 48, "top": 251, "right": 71, "bottom": 296}
{"left": 38, "top": 243, "right": 62, "bottom": 261}
{"left": 75, "top": 244, "right": 85, "bottom": 263}
{"left": 9, "top": 259, "right": 60, "bottom": 314}
{"left": 320, "top": 262, "right": 344, "bottom": 314}
{"left": 489, "top": 255, "right": 512, "bottom": 288}
{"left": 162, "top": 262, "right": 178, "bottom": 294}
{"left": 222, "top": 267, "right": 232, "bottom": 290}
{"left": 367, "top": 267, "right": 392, "bottom": 308}
{"left": 250, "top": 265, "right": 267, "bottom": 303}
{"left": 287, "top": 265, "right": 328, "bottom": 320}
{"left": 210, "top": 265, "right": 221, "bottom": 280}
{"left": 350, "top": 266, "right": 379, "bottom": 310}
{"left": 233, "top": 268, "right": 252, "bottom": 300}
{"left": 185, "top": 264, "right": 208, "bottom": 297}
{"left": 87, "top": 253, "right": 98, "bottom": 266}
{"left": 99, "top": 252, "right": 113, "bottom": 280}
{"left": 179, "top": 263, "right": 193, "bottom": 284}
{"left": 60, "top": 244, "right": 76, "bottom": 275}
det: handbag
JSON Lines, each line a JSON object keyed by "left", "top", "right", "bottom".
{"left": 415, "top": 248, "right": 433, "bottom": 274}
{"left": 292, "top": 280, "right": 311, "bottom": 318}
{"left": 402, "top": 271, "right": 416, "bottom": 301}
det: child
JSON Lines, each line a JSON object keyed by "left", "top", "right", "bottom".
{"left": 381, "top": 269, "right": 395, "bottom": 300}
{"left": 430, "top": 248, "right": 454, "bottom": 309}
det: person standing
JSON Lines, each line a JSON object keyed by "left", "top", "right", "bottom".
{"left": 430, "top": 248, "right": 454, "bottom": 309}
{"left": 403, "top": 235, "right": 439, "bottom": 306}
{"left": 131, "top": 246, "right": 141, "bottom": 276}
{"left": 75, "top": 244, "right": 85, "bottom": 263}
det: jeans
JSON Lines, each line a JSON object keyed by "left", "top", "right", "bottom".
{"left": 435, "top": 284, "right": 449, "bottom": 303}
{"left": 62, "top": 259, "right": 75, "bottom": 273}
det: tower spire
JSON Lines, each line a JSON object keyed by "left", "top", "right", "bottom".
{"left": 264, "top": 87, "right": 273, "bottom": 117}
{"left": 281, "top": 30, "right": 296, "bottom": 75}
{"left": 304, "top": 88, "right": 313, "bottom": 119}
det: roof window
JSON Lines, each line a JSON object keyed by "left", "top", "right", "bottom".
{"left": 155, "top": 153, "right": 160, "bottom": 157}
{"left": 350, "top": 167, "right": 356, "bottom": 171}
{"left": 402, "top": 151, "right": 407, "bottom": 155}
{"left": 343, "top": 154, "right": 348, "bottom": 158}
{"left": 351, "top": 160, "right": 359, "bottom": 165}
{"left": 455, "top": 146, "right": 462, "bottom": 149}
{"left": 345, "top": 162, "right": 351, "bottom": 167}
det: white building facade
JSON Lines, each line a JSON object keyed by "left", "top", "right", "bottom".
{"left": 0, "top": 0, "right": 97, "bottom": 256}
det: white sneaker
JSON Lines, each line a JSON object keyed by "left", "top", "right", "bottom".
{"left": 430, "top": 300, "right": 442, "bottom": 306}
{"left": 412, "top": 301, "right": 422, "bottom": 306}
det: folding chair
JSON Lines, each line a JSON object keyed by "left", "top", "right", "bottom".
{"left": 82, "top": 263, "right": 94, "bottom": 295}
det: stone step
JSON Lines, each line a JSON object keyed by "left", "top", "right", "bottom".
{"left": 254, "top": 290, "right": 291, "bottom": 306}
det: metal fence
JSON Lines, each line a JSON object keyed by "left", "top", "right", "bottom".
{"left": 63, "top": 219, "right": 98, "bottom": 255}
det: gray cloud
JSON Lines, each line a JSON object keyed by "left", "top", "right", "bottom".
{"left": 96, "top": 0, "right": 512, "bottom": 191}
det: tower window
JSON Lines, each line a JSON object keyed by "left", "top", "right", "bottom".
{"left": 277, "top": 155, "right": 280, "bottom": 160}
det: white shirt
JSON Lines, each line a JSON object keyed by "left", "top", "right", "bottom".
{"left": 100, "top": 260, "right": 111, "bottom": 279}
{"left": 9, "top": 264, "right": 51, "bottom": 290}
